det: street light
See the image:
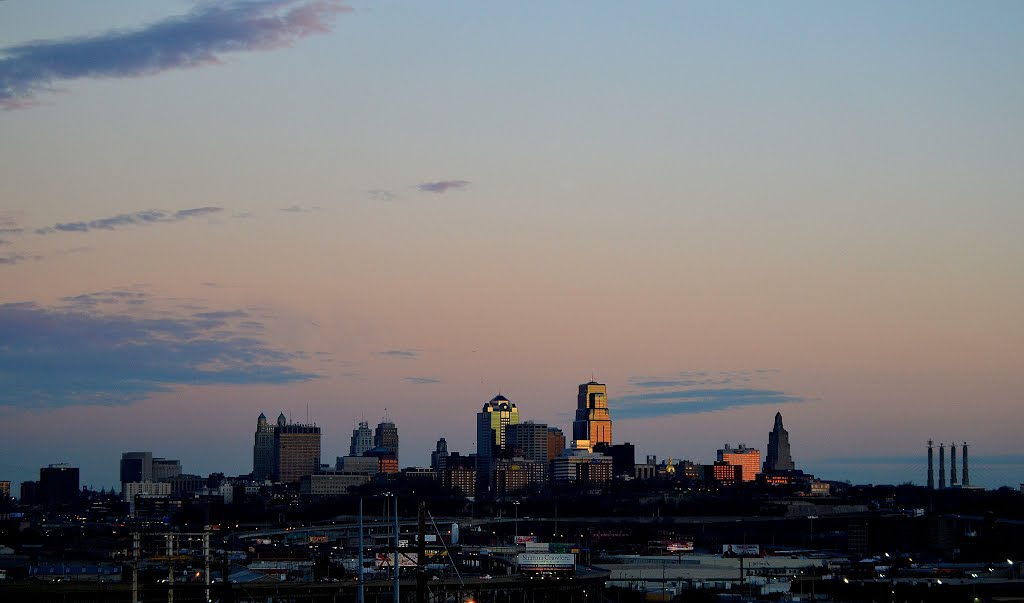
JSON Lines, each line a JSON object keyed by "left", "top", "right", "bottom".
{"left": 512, "top": 501, "right": 520, "bottom": 544}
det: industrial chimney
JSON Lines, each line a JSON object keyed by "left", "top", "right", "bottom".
{"left": 951, "top": 442, "right": 958, "bottom": 487}
{"left": 927, "top": 440, "right": 934, "bottom": 489}
{"left": 938, "top": 443, "right": 946, "bottom": 489}
{"left": 962, "top": 442, "right": 969, "bottom": 487}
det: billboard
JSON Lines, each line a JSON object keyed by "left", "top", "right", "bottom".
{"left": 665, "top": 540, "right": 694, "bottom": 553}
{"left": 375, "top": 552, "right": 419, "bottom": 569}
{"left": 515, "top": 535, "right": 539, "bottom": 544}
{"left": 517, "top": 553, "right": 575, "bottom": 570}
{"left": 722, "top": 544, "right": 760, "bottom": 557}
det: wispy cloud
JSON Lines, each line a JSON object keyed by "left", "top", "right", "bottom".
{"left": 60, "top": 288, "right": 150, "bottom": 308}
{"left": 34, "top": 207, "right": 224, "bottom": 235}
{"left": 0, "top": 252, "right": 40, "bottom": 265}
{"left": 615, "top": 388, "right": 804, "bottom": 419}
{"left": 0, "top": 214, "right": 25, "bottom": 236}
{"left": 404, "top": 376, "right": 441, "bottom": 385}
{"left": 417, "top": 180, "right": 470, "bottom": 194}
{"left": 379, "top": 349, "right": 418, "bottom": 359}
{"left": 0, "top": 0, "right": 351, "bottom": 110}
{"left": 193, "top": 310, "right": 248, "bottom": 320}
{"left": 629, "top": 369, "right": 779, "bottom": 389}
{"left": 0, "top": 296, "right": 318, "bottom": 407}
{"left": 366, "top": 189, "right": 397, "bottom": 202}
{"left": 57, "top": 246, "right": 91, "bottom": 255}
{"left": 618, "top": 370, "right": 800, "bottom": 418}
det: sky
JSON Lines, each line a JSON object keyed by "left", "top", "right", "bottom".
{"left": 2, "top": 1, "right": 1023, "bottom": 494}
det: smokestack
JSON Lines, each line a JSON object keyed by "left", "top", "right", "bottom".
{"left": 927, "top": 440, "right": 934, "bottom": 489}
{"left": 938, "top": 443, "right": 946, "bottom": 489}
{"left": 962, "top": 442, "right": 969, "bottom": 487}
{"left": 950, "top": 442, "right": 958, "bottom": 487}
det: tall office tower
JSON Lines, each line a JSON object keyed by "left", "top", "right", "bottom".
{"left": 950, "top": 442, "right": 958, "bottom": 487}
{"left": 152, "top": 458, "right": 182, "bottom": 481}
{"left": 506, "top": 421, "right": 550, "bottom": 463}
{"left": 349, "top": 420, "right": 374, "bottom": 457}
{"left": 763, "top": 412, "right": 795, "bottom": 472}
{"left": 374, "top": 419, "right": 399, "bottom": 463}
{"left": 120, "top": 452, "right": 153, "bottom": 486}
{"left": 39, "top": 464, "right": 79, "bottom": 506}
{"left": 253, "top": 413, "right": 276, "bottom": 480}
{"left": 274, "top": 420, "right": 322, "bottom": 483}
{"left": 431, "top": 438, "right": 450, "bottom": 472}
{"left": 927, "top": 440, "right": 935, "bottom": 489}
{"left": 717, "top": 444, "right": 762, "bottom": 482}
{"left": 572, "top": 381, "right": 612, "bottom": 449}
{"left": 0, "top": 480, "right": 10, "bottom": 500}
{"left": 938, "top": 444, "right": 946, "bottom": 489}
{"left": 547, "top": 427, "right": 566, "bottom": 461}
{"left": 476, "top": 395, "right": 520, "bottom": 491}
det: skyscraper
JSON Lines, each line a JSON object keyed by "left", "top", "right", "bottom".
{"left": 274, "top": 418, "right": 321, "bottom": 484}
{"left": 547, "top": 427, "right": 566, "bottom": 461}
{"left": 120, "top": 452, "right": 153, "bottom": 486}
{"left": 506, "top": 421, "right": 549, "bottom": 463}
{"left": 39, "top": 464, "right": 79, "bottom": 507}
{"left": 253, "top": 412, "right": 275, "bottom": 480}
{"left": 763, "top": 412, "right": 795, "bottom": 472}
{"left": 350, "top": 420, "right": 374, "bottom": 457}
{"left": 476, "top": 394, "right": 519, "bottom": 491}
{"left": 572, "top": 381, "right": 612, "bottom": 449}
{"left": 374, "top": 419, "right": 399, "bottom": 462}
{"left": 431, "top": 437, "right": 449, "bottom": 472}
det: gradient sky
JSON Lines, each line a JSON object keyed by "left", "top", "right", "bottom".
{"left": 2, "top": 1, "right": 1023, "bottom": 494}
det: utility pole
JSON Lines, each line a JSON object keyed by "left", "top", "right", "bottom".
{"left": 132, "top": 532, "right": 140, "bottom": 603}
{"left": 358, "top": 498, "right": 365, "bottom": 603}
{"left": 166, "top": 534, "right": 174, "bottom": 603}
{"left": 203, "top": 532, "right": 210, "bottom": 603}
{"left": 393, "top": 495, "right": 400, "bottom": 603}
{"left": 416, "top": 501, "right": 427, "bottom": 603}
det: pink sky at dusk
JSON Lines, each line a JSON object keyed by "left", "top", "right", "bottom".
{"left": 2, "top": 1, "right": 1023, "bottom": 491}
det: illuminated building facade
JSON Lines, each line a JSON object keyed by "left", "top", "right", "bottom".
{"left": 551, "top": 447, "right": 613, "bottom": 484}
{"left": 547, "top": 427, "right": 565, "bottom": 461}
{"left": 476, "top": 394, "right": 519, "bottom": 491}
{"left": 711, "top": 461, "right": 742, "bottom": 484}
{"left": 717, "top": 444, "right": 761, "bottom": 482}
{"left": 572, "top": 381, "right": 612, "bottom": 449}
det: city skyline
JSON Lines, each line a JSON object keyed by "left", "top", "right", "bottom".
{"left": 2, "top": 1, "right": 1023, "bottom": 492}
{"left": 2, "top": 389, "right": 1018, "bottom": 495}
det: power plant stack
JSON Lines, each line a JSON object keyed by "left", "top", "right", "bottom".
{"left": 928, "top": 439, "right": 970, "bottom": 489}
{"left": 962, "top": 442, "right": 969, "bottom": 487}
{"left": 950, "top": 442, "right": 958, "bottom": 486}
{"left": 927, "top": 440, "right": 934, "bottom": 489}
{"left": 938, "top": 443, "right": 946, "bottom": 489}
